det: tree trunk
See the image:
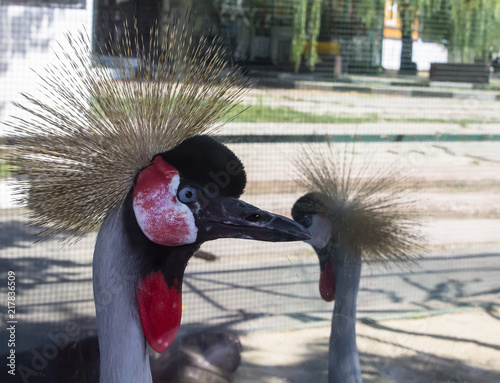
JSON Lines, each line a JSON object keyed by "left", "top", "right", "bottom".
{"left": 399, "top": 4, "right": 416, "bottom": 75}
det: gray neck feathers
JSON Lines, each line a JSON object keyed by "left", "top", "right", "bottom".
{"left": 329, "top": 245, "right": 363, "bottom": 383}
{"left": 93, "top": 207, "right": 153, "bottom": 383}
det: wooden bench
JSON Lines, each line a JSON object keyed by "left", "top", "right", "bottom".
{"left": 429, "top": 63, "right": 490, "bottom": 84}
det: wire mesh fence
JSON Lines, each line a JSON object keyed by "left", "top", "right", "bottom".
{"left": 1, "top": 1, "right": 500, "bottom": 382}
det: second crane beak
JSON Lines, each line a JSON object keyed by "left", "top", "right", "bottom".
{"left": 197, "top": 196, "right": 311, "bottom": 243}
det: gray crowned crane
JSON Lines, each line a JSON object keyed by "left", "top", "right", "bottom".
{"left": 6, "top": 21, "right": 310, "bottom": 383}
{"left": 291, "top": 144, "right": 423, "bottom": 383}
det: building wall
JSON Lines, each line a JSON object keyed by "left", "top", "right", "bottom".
{"left": 0, "top": 1, "right": 93, "bottom": 131}
{"left": 381, "top": 0, "right": 448, "bottom": 71}
{"left": 383, "top": 0, "right": 420, "bottom": 40}
{"left": 382, "top": 38, "right": 448, "bottom": 71}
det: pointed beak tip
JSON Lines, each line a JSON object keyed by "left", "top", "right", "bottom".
{"left": 294, "top": 226, "right": 312, "bottom": 241}
{"left": 273, "top": 219, "right": 311, "bottom": 242}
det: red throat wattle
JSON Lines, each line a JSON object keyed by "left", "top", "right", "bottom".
{"left": 319, "top": 259, "right": 336, "bottom": 302}
{"left": 136, "top": 271, "right": 182, "bottom": 352}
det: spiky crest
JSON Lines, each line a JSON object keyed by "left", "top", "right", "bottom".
{"left": 294, "top": 142, "right": 424, "bottom": 263}
{"left": 6, "top": 18, "right": 248, "bottom": 239}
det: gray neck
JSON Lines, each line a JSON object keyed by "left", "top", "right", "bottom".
{"left": 93, "top": 207, "right": 152, "bottom": 383}
{"left": 329, "top": 246, "right": 362, "bottom": 383}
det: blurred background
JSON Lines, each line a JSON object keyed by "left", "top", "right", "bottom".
{"left": 1, "top": 1, "right": 499, "bottom": 382}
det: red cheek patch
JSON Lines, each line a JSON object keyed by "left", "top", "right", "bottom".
{"left": 133, "top": 156, "right": 197, "bottom": 246}
{"left": 137, "top": 271, "right": 182, "bottom": 353}
{"left": 319, "top": 259, "right": 336, "bottom": 302}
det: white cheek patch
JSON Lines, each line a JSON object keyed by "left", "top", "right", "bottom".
{"left": 306, "top": 214, "right": 333, "bottom": 249}
{"left": 133, "top": 157, "right": 198, "bottom": 246}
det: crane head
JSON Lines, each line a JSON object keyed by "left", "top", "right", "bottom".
{"left": 291, "top": 143, "right": 424, "bottom": 304}
{"left": 131, "top": 135, "right": 310, "bottom": 353}
{"left": 133, "top": 135, "right": 311, "bottom": 246}
{"left": 292, "top": 192, "right": 337, "bottom": 302}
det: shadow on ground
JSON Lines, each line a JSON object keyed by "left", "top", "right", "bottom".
{"left": 0, "top": 219, "right": 40, "bottom": 249}
{"left": 0, "top": 255, "right": 92, "bottom": 294}
{"left": 236, "top": 336, "right": 500, "bottom": 383}
{"left": 362, "top": 352, "right": 500, "bottom": 383}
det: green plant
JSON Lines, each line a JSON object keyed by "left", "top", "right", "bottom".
{"left": 0, "top": 157, "right": 12, "bottom": 179}
{"left": 224, "top": 104, "right": 380, "bottom": 124}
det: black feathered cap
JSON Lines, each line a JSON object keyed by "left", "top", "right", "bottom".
{"left": 159, "top": 135, "right": 247, "bottom": 198}
{"left": 291, "top": 192, "right": 328, "bottom": 225}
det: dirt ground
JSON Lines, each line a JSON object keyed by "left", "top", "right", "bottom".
{"left": 235, "top": 306, "right": 500, "bottom": 383}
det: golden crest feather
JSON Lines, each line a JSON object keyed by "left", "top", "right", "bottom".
{"left": 6, "top": 19, "right": 248, "bottom": 239}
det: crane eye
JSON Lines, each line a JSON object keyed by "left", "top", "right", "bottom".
{"left": 300, "top": 214, "right": 313, "bottom": 228}
{"left": 178, "top": 186, "right": 197, "bottom": 204}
